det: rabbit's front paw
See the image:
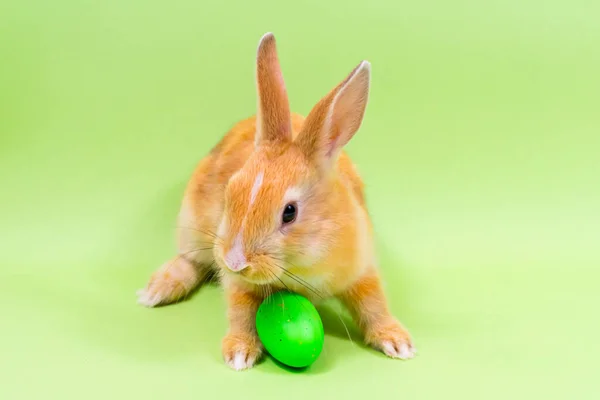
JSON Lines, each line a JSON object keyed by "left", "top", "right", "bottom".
{"left": 136, "top": 257, "right": 199, "bottom": 307}
{"left": 366, "top": 319, "right": 417, "bottom": 360}
{"left": 222, "top": 333, "right": 263, "bottom": 371}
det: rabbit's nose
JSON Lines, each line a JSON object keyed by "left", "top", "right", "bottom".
{"left": 226, "top": 258, "right": 250, "bottom": 272}
{"left": 224, "top": 235, "right": 249, "bottom": 272}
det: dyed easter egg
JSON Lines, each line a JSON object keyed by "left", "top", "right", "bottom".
{"left": 255, "top": 291, "right": 324, "bottom": 368}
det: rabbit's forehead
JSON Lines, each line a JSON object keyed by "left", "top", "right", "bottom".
{"left": 243, "top": 167, "right": 300, "bottom": 208}
{"left": 229, "top": 168, "right": 286, "bottom": 201}
{"left": 238, "top": 153, "right": 306, "bottom": 194}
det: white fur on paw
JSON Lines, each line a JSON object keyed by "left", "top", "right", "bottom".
{"left": 136, "top": 288, "right": 163, "bottom": 307}
{"left": 381, "top": 341, "right": 417, "bottom": 360}
{"left": 227, "top": 351, "right": 256, "bottom": 371}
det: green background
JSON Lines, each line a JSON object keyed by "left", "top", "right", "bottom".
{"left": 1, "top": 0, "right": 599, "bottom": 399}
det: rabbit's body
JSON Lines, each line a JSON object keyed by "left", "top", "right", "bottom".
{"left": 138, "top": 33, "right": 415, "bottom": 370}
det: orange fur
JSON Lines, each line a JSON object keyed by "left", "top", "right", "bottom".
{"left": 340, "top": 269, "right": 413, "bottom": 352}
{"left": 137, "top": 32, "right": 416, "bottom": 369}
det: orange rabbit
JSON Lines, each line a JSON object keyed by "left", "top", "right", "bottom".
{"left": 137, "top": 33, "right": 416, "bottom": 370}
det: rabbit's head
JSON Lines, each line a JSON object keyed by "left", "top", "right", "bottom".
{"left": 213, "top": 33, "right": 371, "bottom": 287}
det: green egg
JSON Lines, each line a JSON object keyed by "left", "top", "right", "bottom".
{"left": 256, "top": 291, "right": 324, "bottom": 369}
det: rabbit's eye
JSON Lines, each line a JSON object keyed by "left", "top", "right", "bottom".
{"left": 282, "top": 203, "right": 297, "bottom": 224}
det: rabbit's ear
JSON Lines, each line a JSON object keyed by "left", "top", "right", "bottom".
{"left": 295, "top": 61, "right": 371, "bottom": 170}
{"left": 254, "top": 33, "right": 292, "bottom": 146}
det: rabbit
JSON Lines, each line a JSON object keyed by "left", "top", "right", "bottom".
{"left": 136, "top": 32, "right": 416, "bottom": 370}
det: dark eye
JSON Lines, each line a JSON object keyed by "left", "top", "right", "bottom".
{"left": 282, "top": 203, "right": 297, "bottom": 224}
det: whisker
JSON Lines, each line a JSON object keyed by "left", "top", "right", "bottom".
{"left": 269, "top": 260, "right": 326, "bottom": 299}
{"left": 263, "top": 270, "right": 276, "bottom": 305}
{"left": 264, "top": 264, "right": 313, "bottom": 320}
{"left": 267, "top": 258, "right": 355, "bottom": 345}
{"left": 265, "top": 262, "right": 293, "bottom": 294}
{"left": 159, "top": 247, "right": 219, "bottom": 288}
{"left": 175, "top": 225, "right": 224, "bottom": 243}
{"left": 267, "top": 281, "right": 273, "bottom": 305}
{"left": 263, "top": 268, "right": 287, "bottom": 319}
{"left": 331, "top": 301, "right": 355, "bottom": 345}
{"left": 264, "top": 263, "right": 339, "bottom": 336}
{"left": 259, "top": 280, "right": 265, "bottom": 300}
{"left": 276, "top": 267, "right": 325, "bottom": 299}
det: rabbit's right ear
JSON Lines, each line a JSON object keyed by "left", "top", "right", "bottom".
{"left": 254, "top": 33, "right": 293, "bottom": 146}
{"left": 295, "top": 61, "right": 371, "bottom": 172}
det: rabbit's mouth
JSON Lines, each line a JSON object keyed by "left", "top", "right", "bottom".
{"left": 234, "top": 258, "right": 285, "bottom": 286}
{"left": 238, "top": 268, "right": 278, "bottom": 286}
{"left": 212, "top": 248, "right": 283, "bottom": 286}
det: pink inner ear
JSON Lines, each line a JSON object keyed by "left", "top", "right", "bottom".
{"left": 326, "top": 135, "right": 339, "bottom": 158}
{"left": 274, "top": 67, "right": 286, "bottom": 91}
{"left": 280, "top": 121, "right": 291, "bottom": 136}
{"left": 275, "top": 69, "right": 291, "bottom": 136}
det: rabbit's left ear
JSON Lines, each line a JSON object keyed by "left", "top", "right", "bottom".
{"left": 295, "top": 60, "right": 371, "bottom": 170}
{"left": 254, "top": 33, "right": 293, "bottom": 146}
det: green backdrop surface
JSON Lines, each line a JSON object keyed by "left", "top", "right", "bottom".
{"left": 1, "top": 1, "right": 599, "bottom": 399}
